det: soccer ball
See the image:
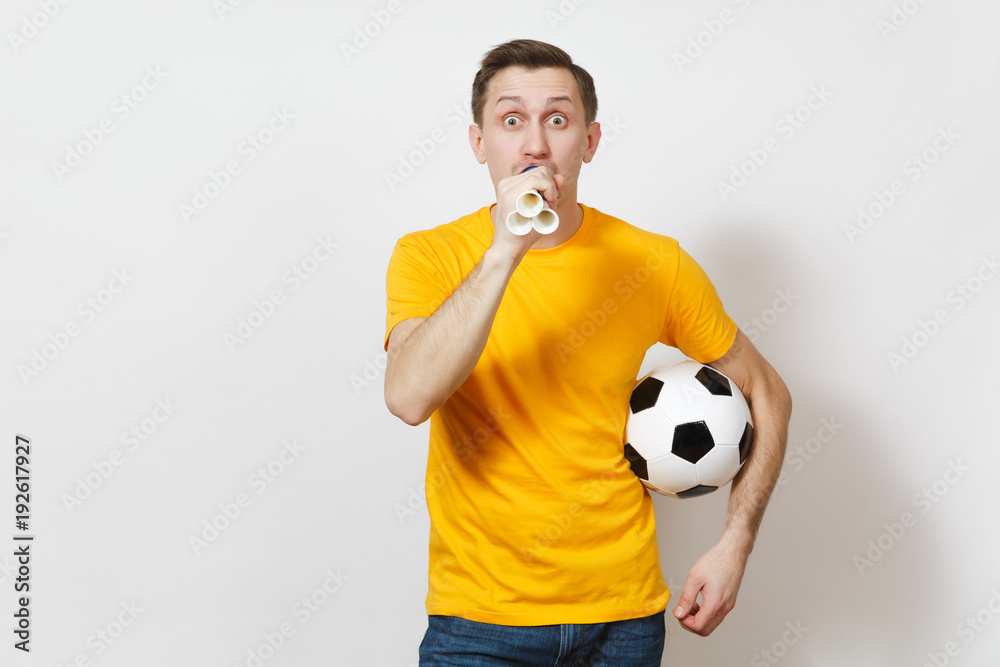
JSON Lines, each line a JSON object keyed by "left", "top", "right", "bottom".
{"left": 624, "top": 360, "right": 754, "bottom": 499}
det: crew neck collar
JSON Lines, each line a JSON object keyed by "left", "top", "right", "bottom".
{"left": 479, "top": 203, "right": 593, "bottom": 261}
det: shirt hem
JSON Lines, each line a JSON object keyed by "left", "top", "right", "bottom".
{"left": 425, "top": 589, "right": 671, "bottom": 626}
{"left": 699, "top": 317, "right": 739, "bottom": 364}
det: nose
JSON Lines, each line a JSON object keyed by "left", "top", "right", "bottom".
{"left": 522, "top": 119, "right": 549, "bottom": 159}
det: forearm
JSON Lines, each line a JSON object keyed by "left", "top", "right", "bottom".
{"left": 720, "top": 373, "right": 792, "bottom": 557}
{"left": 386, "top": 247, "right": 520, "bottom": 425}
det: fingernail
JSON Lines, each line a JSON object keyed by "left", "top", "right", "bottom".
{"left": 674, "top": 607, "right": 684, "bottom": 617}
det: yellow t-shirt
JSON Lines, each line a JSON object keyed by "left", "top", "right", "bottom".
{"left": 383, "top": 203, "right": 737, "bottom": 626}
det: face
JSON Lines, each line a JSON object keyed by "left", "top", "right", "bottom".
{"left": 469, "top": 66, "right": 601, "bottom": 202}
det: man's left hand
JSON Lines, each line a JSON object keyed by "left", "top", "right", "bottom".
{"left": 671, "top": 538, "right": 748, "bottom": 636}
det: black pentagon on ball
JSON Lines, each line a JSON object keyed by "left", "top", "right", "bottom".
{"left": 672, "top": 420, "right": 715, "bottom": 464}
{"left": 629, "top": 376, "right": 663, "bottom": 413}
{"left": 739, "top": 422, "right": 754, "bottom": 463}
{"left": 623, "top": 443, "right": 648, "bottom": 480}
{"left": 695, "top": 366, "right": 732, "bottom": 396}
{"left": 676, "top": 484, "right": 718, "bottom": 499}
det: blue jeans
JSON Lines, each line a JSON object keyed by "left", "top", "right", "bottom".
{"left": 418, "top": 609, "right": 666, "bottom": 666}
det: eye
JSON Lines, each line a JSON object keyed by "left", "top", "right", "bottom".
{"left": 551, "top": 115, "right": 566, "bottom": 126}
{"left": 504, "top": 116, "right": 520, "bottom": 127}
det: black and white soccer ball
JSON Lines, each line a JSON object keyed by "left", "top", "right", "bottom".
{"left": 624, "top": 360, "right": 754, "bottom": 499}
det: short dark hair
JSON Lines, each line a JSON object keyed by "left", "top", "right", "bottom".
{"left": 471, "top": 39, "right": 598, "bottom": 128}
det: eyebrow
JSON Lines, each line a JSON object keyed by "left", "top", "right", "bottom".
{"left": 495, "top": 95, "right": 573, "bottom": 107}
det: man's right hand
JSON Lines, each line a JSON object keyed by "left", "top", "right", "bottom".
{"left": 491, "top": 166, "right": 564, "bottom": 260}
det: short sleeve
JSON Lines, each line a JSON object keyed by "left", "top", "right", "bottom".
{"left": 659, "top": 246, "right": 737, "bottom": 363}
{"left": 384, "top": 236, "right": 450, "bottom": 351}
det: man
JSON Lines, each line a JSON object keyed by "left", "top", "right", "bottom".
{"left": 384, "top": 39, "right": 792, "bottom": 666}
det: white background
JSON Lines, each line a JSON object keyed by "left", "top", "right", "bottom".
{"left": 2, "top": 0, "right": 999, "bottom": 665}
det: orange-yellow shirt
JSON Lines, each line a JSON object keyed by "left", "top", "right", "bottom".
{"left": 384, "top": 203, "right": 737, "bottom": 625}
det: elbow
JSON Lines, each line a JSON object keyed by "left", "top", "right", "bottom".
{"left": 384, "top": 382, "right": 430, "bottom": 427}
{"left": 769, "top": 370, "right": 793, "bottom": 417}
{"left": 394, "top": 406, "right": 430, "bottom": 427}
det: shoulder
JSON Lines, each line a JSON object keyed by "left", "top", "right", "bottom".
{"left": 583, "top": 204, "right": 682, "bottom": 261}
{"left": 393, "top": 206, "right": 489, "bottom": 256}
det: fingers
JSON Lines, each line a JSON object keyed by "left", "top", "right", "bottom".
{"left": 493, "top": 167, "right": 558, "bottom": 252}
{"left": 673, "top": 572, "right": 702, "bottom": 622}
{"left": 534, "top": 168, "right": 559, "bottom": 209}
{"left": 551, "top": 173, "right": 565, "bottom": 206}
{"left": 673, "top": 572, "right": 718, "bottom": 637}
{"left": 678, "top": 600, "right": 713, "bottom": 636}
{"left": 676, "top": 591, "right": 734, "bottom": 637}
{"left": 506, "top": 166, "right": 559, "bottom": 211}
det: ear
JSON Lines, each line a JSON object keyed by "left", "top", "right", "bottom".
{"left": 582, "top": 121, "right": 602, "bottom": 164}
{"left": 468, "top": 124, "right": 487, "bottom": 165}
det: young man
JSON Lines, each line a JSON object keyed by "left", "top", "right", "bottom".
{"left": 383, "top": 39, "right": 792, "bottom": 666}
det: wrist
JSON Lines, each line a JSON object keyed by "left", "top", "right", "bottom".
{"left": 483, "top": 245, "right": 524, "bottom": 275}
{"left": 719, "top": 527, "right": 755, "bottom": 559}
